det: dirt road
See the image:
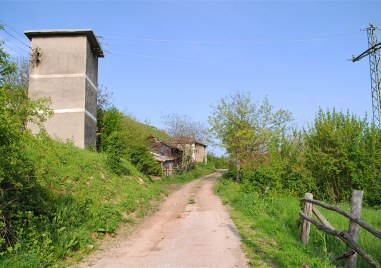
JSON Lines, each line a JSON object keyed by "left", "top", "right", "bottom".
{"left": 78, "top": 171, "right": 248, "bottom": 268}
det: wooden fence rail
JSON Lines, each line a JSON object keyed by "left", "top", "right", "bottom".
{"left": 300, "top": 190, "right": 381, "bottom": 268}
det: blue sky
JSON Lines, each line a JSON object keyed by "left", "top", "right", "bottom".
{"left": 1, "top": 0, "right": 381, "bottom": 154}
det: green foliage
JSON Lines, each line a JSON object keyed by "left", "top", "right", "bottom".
{"left": 105, "top": 131, "right": 129, "bottom": 175}
{"left": 207, "top": 154, "right": 229, "bottom": 169}
{"left": 218, "top": 107, "right": 381, "bottom": 266}
{"left": 98, "top": 107, "right": 124, "bottom": 152}
{"left": 215, "top": 178, "right": 335, "bottom": 267}
{"left": 305, "top": 109, "right": 381, "bottom": 205}
{"left": 216, "top": 177, "right": 381, "bottom": 267}
{"left": 97, "top": 108, "right": 164, "bottom": 176}
{"left": 128, "top": 144, "right": 161, "bottom": 176}
{"left": 209, "top": 91, "right": 292, "bottom": 182}
{"left": 223, "top": 107, "right": 381, "bottom": 206}
{"left": 0, "top": 136, "right": 164, "bottom": 267}
{"left": 0, "top": 45, "right": 52, "bottom": 264}
{"left": 0, "top": 39, "right": 16, "bottom": 86}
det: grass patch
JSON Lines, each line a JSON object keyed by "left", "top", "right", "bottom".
{"left": 310, "top": 203, "right": 381, "bottom": 267}
{"left": 215, "top": 178, "right": 381, "bottom": 267}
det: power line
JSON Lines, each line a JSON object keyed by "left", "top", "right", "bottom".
{"left": 110, "top": 51, "right": 243, "bottom": 64}
{"left": 0, "top": 35, "right": 31, "bottom": 56}
{"left": 0, "top": 19, "right": 30, "bottom": 44}
{"left": 1, "top": 28, "right": 31, "bottom": 49}
{"left": 104, "top": 33, "right": 361, "bottom": 45}
{"left": 1, "top": 42, "right": 25, "bottom": 57}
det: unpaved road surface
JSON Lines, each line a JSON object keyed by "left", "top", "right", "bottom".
{"left": 78, "top": 171, "right": 248, "bottom": 268}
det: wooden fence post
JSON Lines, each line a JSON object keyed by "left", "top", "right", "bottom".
{"left": 345, "top": 190, "right": 364, "bottom": 268}
{"left": 301, "top": 192, "right": 313, "bottom": 244}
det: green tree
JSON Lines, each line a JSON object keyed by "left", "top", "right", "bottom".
{"left": 98, "top": 106, "right": 123, "bottom": 152}
{"left": 304, "top": 108, "right": 369, "bottom": 203}
{"left": 0, "top": 43, "right": 51, "bottom": 250}
{"left": 209, "top": 91, "right": 292, "bottom": 182}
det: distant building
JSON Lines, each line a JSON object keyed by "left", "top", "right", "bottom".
{"left": 147, "top": 135, "right": 182, "bottom": 176}
{"left": 25, "top": 29, "right": 104, "bottom": 148}
{"left": 176, "top": 138, "right": 208, "bottom": 164}
{"left": 147, "top": 135, "right": 207, "bottom": 175}
{"left": 192, "top": 141, "right": 208, "bottom": 163}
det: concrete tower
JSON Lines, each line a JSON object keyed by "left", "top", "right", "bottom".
{"left": 25, "top": 29, "right": 104, "bottom": 148}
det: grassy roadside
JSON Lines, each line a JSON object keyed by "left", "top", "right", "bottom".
{"left": 215, "top": 177, "right": 381, "bottom": 267}
{"left": 1, "top": 137, "right": 163, "bottom": 268}
{"left": 215, "top": 178, "right": 333, "bottom": 268}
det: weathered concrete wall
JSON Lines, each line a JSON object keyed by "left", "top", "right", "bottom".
{"left": 26, "top": 30, "right": 102, "bottom": 149}
{"left": 194, "top": 144, "right": 207, "bottom": 163}
{"left": 30, "top": 36, "right": 87, "bottom": 75}
{"left": 39, "top": 112, "right": 85, "bottom": 148}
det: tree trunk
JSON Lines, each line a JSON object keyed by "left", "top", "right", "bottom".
{"left": 236, "top": 161, "right": 241, "bottom": 183}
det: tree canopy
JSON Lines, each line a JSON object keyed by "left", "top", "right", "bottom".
{"left": 209, "top": 91, "right": 292, "bottom": 182}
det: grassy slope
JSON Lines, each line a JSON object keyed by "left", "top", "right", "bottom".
{"left": 122, "top": 115, "right": 169, "bottom": 140}
{"left": 0, "top": 136, "right": 164, "bottom": 267}
{"left": 215, "top": 178, "right": 381, "bottom": 268}
{"left": 0, "top": 132, "right": 216, "bottom": 268}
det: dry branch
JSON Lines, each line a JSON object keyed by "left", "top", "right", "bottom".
{"left": 300, "top": 198, "right": 381, "bottom": 240}
{"left": 299, "top": 211, "right": 380, "bottom": 268}
{"left": 336, "top": 251, "right": 356, "bottom": 261}
{"left": 312, "top": 206, "right": 334, "bottom": 230}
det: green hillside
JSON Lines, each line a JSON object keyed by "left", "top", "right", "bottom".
{"left": 0, "top": 134, "right": 164, "bottom": 267}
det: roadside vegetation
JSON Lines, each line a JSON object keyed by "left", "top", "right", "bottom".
{"left": 0, "top": 135, "right": 164, "bottom": 268}
{"left": 158, "top": 162, "right": 216, "bottom": 185}
{"left": 210, "top": 92, "right": 381, "bottom": 267}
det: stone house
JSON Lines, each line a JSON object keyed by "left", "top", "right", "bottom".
{"left": 192, "top": 142, "right": 207, "bottom": 163}
{"left": 147, "top": 135, "right": 182, "bottom": 176}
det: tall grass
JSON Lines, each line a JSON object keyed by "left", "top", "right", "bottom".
{"left": 0, "top": 136, "right": 164, "bottom": 267}
{"left": 215, "top": 178, "right": 381, "bottom": 267}
{"left": 310, "top": 203, "right": 381, "bottom": 267}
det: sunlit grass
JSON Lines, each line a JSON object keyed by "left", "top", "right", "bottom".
{"left": 215, "top": 178, "right": 381, "bottom": 268}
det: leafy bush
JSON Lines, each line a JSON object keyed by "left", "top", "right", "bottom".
{"left": 128, "top": 144, "right": 161, "bottom": 176}
{"left": 207, "top": 154, "right": 229, "bottom": 169}
{"left": 97, "top": 107, "right": 124, "bottom": 152}
{"left": 105, "top": 131, "right": 129, "bottom": 175}
{"left": 305, "top": 109, "right": 381, "bottom": 205}
{"left": 227, "top": 109, "right": 381, "bottom": 207}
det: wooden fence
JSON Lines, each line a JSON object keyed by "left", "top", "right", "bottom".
{"left": 299, "top": 190, "right": 381, "bottom": 268}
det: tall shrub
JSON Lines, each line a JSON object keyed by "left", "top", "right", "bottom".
{"left": 304, "top": 109, "right": 381, "bottom": 205}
